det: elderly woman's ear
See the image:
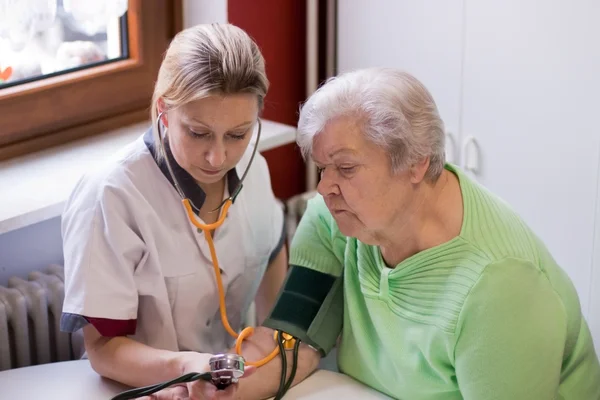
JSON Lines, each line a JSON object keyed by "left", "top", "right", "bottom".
{"left": 409, "top": 157, "right": 431, "bottom": 184}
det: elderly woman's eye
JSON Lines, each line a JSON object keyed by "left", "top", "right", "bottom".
{"left": 339, "top": 166, "right": 356, "bottom": 174}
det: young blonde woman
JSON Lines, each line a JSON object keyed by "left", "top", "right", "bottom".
{"left": 59, "top": 23, "right": 302, "bottom": 399}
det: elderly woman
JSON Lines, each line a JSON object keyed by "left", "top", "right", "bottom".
{"left": 285, "top": 68, "right": 600, "bottom": 399}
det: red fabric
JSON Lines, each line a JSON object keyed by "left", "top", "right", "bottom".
{"left": 228, "top": 0, "right": 307, "bottom": 199}
{"left": 85, "top": 317, "right": 137, "bottom": 337}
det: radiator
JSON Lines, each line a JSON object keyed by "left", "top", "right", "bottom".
{"left": 0, "top": 264, "right": 73, "bottom": 371}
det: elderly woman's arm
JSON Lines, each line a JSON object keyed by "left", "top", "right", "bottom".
{"left": 230, "top": 196, "right": 341, "bottom": 399}
{"left": 454, "top": 258, "right": 570, "bottom": 399}
{"left": 229, "top": 326, "right": 321, "bottom": 400}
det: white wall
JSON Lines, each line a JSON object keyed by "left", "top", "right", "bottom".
{"left": 0, "top": 217, "right": 63, "bottom": 286}
{"left": 0, "top": 1, "right": 230, "bottom": 286}
{"left": 183, "top": 0, "right": 228, "bottom": 28}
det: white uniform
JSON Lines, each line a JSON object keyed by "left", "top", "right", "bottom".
{"left": 60, "top": 128, "right": 285, "bottom": 354}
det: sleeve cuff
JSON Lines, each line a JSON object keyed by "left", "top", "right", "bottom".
{"left": 60, "top": 312, "right": 137, "bottom": 337}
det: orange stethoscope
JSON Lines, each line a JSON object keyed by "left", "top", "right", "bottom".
{"left": 156, "top": 112, "right": 294, "bottom": 368}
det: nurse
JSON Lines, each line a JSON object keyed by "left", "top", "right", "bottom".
{"left": 59, "top": 23, "right": 288, "bottom": 398}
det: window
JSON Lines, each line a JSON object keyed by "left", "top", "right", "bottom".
{"left": 0, "top": 0, "right": 129, "bottom": 88}
{"left": 0, "top": 0, "right": 182, "bottom": 160}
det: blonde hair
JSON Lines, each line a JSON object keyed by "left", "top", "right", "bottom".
{"left": 151, "top": 23, "right": 269, "bottom": 159}
{"left": 297, "top": 68, "right": 446, "bottom": 182}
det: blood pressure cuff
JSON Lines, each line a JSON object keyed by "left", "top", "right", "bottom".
{"left": 262, "top": 265, "right": 344, "bottom": 357}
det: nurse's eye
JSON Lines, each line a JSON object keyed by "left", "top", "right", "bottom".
{"left": 227, "top": 131, "right": 248, "bottom": 140}
{"left": 188, "top": 129, "right": 210, "bottom": 139}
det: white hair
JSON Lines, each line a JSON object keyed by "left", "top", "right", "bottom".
{"left": 297, "top": 67, "right": 446, "bottom": 182}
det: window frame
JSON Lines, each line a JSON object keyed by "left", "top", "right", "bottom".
{"left": 0, "top": 0, "right": 183, "bottom": 161}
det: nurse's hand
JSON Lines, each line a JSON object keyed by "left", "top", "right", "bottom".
{"left": 138, "top": 384, "right": 188, "bottom": 399}
{"left": 176, "top": 351, "right": 256, "bottom": 400}
{"left": 187, "top": 365, "right": 256, "bottom": 400}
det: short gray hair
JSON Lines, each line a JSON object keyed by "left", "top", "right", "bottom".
{"left": 297, "top": 68, "right": 446, "bottom": 182}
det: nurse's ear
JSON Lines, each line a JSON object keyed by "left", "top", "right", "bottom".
{"left": 157, "top": 98, "right": 169, "bottom": 128}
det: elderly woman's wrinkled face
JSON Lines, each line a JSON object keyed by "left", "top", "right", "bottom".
{"left": 312, "top": 116, "right": 416, "bottom": 244}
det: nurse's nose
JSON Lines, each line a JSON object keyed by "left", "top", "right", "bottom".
{"left": 205, "top": 142, "right": 226, "bottom": 167}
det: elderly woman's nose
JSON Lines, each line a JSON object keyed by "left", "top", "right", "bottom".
{"left": 317, "top": 170, "right": 340, "bottom": 196}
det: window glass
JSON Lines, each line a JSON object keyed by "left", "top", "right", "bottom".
{"left": 0, "top": 0, "right": 129, "bottom": 88}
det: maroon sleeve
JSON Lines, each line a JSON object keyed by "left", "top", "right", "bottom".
{"left": 60, "top": 312, "right": 137, "bottom": 337}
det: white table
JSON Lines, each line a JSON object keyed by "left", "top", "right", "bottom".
{"left": 0, "top": 360, "right": 391, "bottom": 399}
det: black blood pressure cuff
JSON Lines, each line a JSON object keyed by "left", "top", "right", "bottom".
{"left": 262, "top": 265, "right": 344, "bottom": 357}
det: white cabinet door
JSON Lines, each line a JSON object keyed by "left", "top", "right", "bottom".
{"left": 591, "top": 154, "right": 600, "bottom": 357}
{"left": 337, "top": 0, "right": 465, "bottom": 164}
{"left": 460, "top": 0, "right": 600, "bottom": 317}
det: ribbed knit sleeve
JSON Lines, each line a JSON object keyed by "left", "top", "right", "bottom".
{"left": 454, "top": 257, "right": 568, "bottom": 399}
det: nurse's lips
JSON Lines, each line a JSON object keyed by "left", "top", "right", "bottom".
{"left": 200, "top": 168, "right": 223, "bottom": 176}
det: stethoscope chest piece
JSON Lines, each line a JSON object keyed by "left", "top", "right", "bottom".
{"left": 209, "top": 353, "right": 245, "bottom": 390}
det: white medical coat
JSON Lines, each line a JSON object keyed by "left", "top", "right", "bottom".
{"left": 60, "top": 128, "right": 285, "bottom": 354}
